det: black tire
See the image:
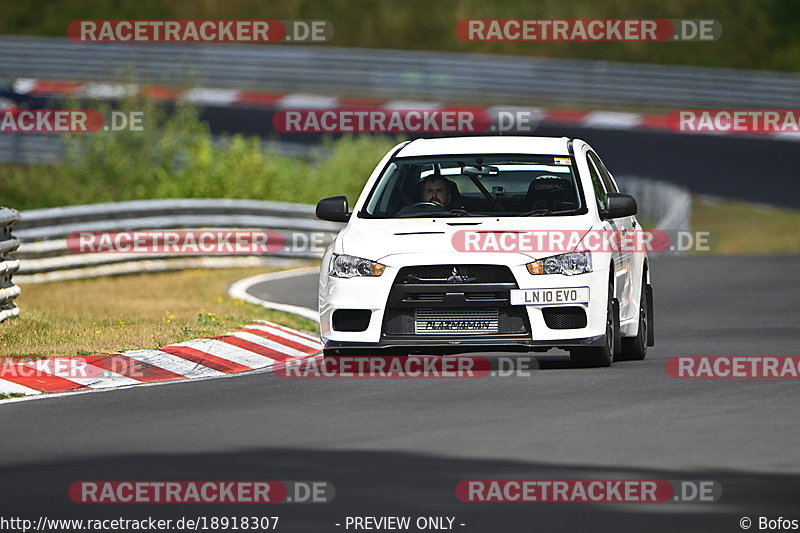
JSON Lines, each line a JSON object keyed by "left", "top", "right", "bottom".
{"left": 571, "top": 280, "right": 618, "bottom": 368}
{"left": 646, "top": 283, "right": 655, "bottom": 347}
{"left": 620, "top": 276, "right": 650, "bottom": 361}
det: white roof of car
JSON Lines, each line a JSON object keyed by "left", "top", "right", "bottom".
{"left": 396, "top": 136, "right": 572, "bottom": 158}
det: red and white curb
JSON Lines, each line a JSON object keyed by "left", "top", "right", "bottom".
{"left": 0, "top": 320, "right": 321, "bottom": 398}
{"left": 11, "top": 77, "right": 800, "bottom": 141}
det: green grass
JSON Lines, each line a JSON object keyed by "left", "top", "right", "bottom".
{"left": 0, "top": 266, "right": 318, "bottom": 360}
{"left": 0, "top": 0, "right": 798, "bottom": 71}
{"left": 0, "top": 393, "right": 26, "bottom": 400}
{"left": 691, "top": 197, "right": 800, "bottom": 254}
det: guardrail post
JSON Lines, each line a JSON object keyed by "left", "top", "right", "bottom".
{"left": 0, "top": 207, "right": 22, "bottom": 322}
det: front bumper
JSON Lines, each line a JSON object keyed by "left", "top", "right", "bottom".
{"left": 319, "top": 254, "right": 610, "bottom": 350}
{"left": 322, "top": 334, "right": 606, "bottom": 356}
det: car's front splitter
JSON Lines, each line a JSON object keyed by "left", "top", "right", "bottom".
{"left": 322, "top": 334, "right": 606, "bottom": 355}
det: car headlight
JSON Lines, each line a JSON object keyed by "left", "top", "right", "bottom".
{"left": 526, "top": 252, "right": 592, "bottom": 276}
{"left": 329, "top": 254, "right": 386, "bottom": 278}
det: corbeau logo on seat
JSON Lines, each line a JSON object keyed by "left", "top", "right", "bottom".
{"left": 535, "top": 182, "right": 565, "bottom": 190}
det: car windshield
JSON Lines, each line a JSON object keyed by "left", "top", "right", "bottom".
{"left": 361, "top": 154, "right": 586, "bottom": 218}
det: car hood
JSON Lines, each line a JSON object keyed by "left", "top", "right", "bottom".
{"left": 338, "top": 216, "right": 595, "bottom": 262}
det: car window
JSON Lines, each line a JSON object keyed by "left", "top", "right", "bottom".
{"left": 588, "top": 151, "right": 619, "bottom": 193}
{"left": 586, "top": 156, "right": 607, "bottom": 208}
{"left": 361, "top": 155, "right": 587, "bottom": 218}
{"left": 370, "top": 162, "right": 400, "bottom": 213}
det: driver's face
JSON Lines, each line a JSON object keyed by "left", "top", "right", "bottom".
{"left": 422, "top": 179, "right": 451, "bottom": 206}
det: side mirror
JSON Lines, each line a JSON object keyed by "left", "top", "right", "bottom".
{"left": 316, "top": 196, "right": 350, "bottom": 222}
{"left": 603, "top": 193, "right": 638, "bottom": 219}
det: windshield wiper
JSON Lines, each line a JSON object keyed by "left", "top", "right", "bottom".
{"left": 515, "top": 208, "right": 577, "bottom": 217}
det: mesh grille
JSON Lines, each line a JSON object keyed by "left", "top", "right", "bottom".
{"left": 332, "top": 309, "right": 371, "bottom": 332}
{"left": 395, "top": 265, "right": 515, "bottom": 284}
{"left": 384, "top": 307, "right": 527, "bottom": 336}
{"left": 414, "top": 308, "right": 499, "bottom": 335}
{"left": 542, "top": 306, "right": 587, "bottom": 329}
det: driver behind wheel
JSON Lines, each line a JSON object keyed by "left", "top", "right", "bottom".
{"left": 420, "top": 174, "right": 457, "bottom": 208}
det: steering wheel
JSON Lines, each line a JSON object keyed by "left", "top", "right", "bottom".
{"left": 396, "top": 201, "right": 444, "bottom": 216}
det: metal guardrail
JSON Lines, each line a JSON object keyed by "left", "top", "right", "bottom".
{"left": 1, "top": 35, "right": 799, "bottom": 109}
{"left": 0, "top": 207, "right": 21, "bottom": 322}
{"left": 13, "top": 179, "right": 689, "bottom": 285}
{"left": 616, "top": 176, "right": 691, "bottom": 232}
{"left": 0, "top": 132, "right": 328, "bottom": 165}
{"left": 0, "top": 133, "right": 64, "bottom": 164}
{"left": 13, "top": 199, "right": 344, "bottom": 284}
{"left": 617, "top": 176, "right": 692, "bottom": 257}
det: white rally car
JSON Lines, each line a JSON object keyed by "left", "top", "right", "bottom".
{"left": 315, "top": 136, "right": 654, "bottom": 366}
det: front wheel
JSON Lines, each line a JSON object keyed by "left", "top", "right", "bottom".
{"left": 570, "top": 281, "right": 619, "bottom": 368}
{"left": 620, "top": 279, "right": 652, "bottom": 361}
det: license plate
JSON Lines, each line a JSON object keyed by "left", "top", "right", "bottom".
{"left": 414, "top": 309, "right": 499, "bottom": 335}
{"left": 510, "top": 287, "right": 590, "bottom": 306}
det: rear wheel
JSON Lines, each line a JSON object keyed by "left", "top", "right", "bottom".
{"left": 620, "top": 275, "right": 649, "bottom": 361}
{"left": 571, "top": 280, "right": 618, "bottom": 368}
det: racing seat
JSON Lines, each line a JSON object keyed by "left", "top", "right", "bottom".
{"left": 523, "top": 175, "right": 577, "bottom": 212}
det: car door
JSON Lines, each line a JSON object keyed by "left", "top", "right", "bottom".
{"left": 588, "top": 151, "right": 638, "bottom": 321}
{"left": 584, "top": 153, "right": 629, "bottom": 321}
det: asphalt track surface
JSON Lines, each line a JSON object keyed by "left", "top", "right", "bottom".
{"left": 203, "top": 106, "right": 800, "bottom": 208}
{"left": 1, "top": 255, "right": 799, "bottom": 532}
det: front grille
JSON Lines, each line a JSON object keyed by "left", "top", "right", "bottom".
{"left": 542, "top": 306, "right": 587, "bottom": 329}
{"left": 383, "top": 264, "right": 528, "bottom": 338}
{"left": 384, "top": 307, "right": 528, "bottom": 336}
{"left": 402, "top": 291, "right": 504, "bottom": 303}
{"left": 395, "top": 265, "right": 515, "bottom": 284}
{"left": 466, "top": 292, "right": 499, "bottom": 301}
{"left": 408, "top": 293, "right": 445, "bottom": 302}
{"left": 414, "top": 308, "right": 499, "bottom": 335}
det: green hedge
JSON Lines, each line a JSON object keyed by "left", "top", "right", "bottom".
{"left": 1, "top": 97, "right": 400, "bottom": 210}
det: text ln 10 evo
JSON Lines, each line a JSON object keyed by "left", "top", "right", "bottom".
{"left": 316, "top": 136, "right": 654, "bottom": 366}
